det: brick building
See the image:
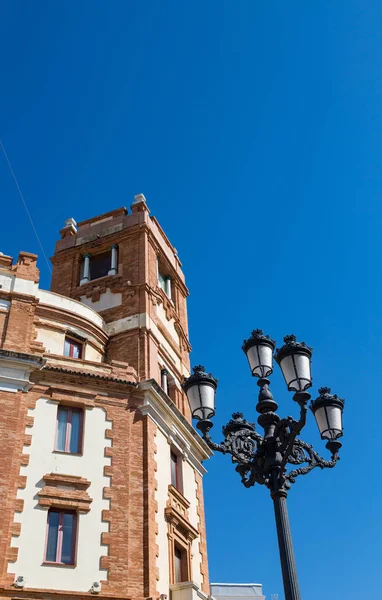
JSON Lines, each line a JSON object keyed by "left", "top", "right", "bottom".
{"left": 0, "top": 194, "right": 211, "bottom": 600}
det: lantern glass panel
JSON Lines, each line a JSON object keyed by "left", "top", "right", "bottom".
{"left": 186, "top": 382, "right": 215, "bottom": 420}
{"left": 246, "top": 344, "right": 273, "bottom": 377}
{"left": 280, "top": 353, "right": 311, "bottom": 391}
{"left": 314, "top": 405, "right": 343, "bottom": 440}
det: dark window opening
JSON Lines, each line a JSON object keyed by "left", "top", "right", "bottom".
{"left": 171, "top": 451, "right": 182, "bottom": 491}
{"left": 174, "top": 545, "right": 187, "bottom": 583}
{"left": 90, "top": 251, "right": 111, "bottom": 281}
{"left": 45, "top": 509, "right": 77, "bottom": 565}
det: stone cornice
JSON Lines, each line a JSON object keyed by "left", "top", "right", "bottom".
{"left": 136, "top": 379, "right": 212, "bottom": 474}
{"left": 0, "top": 350, "right": 46, "bottom": 393}
{"left": 165, "top": 505, "right": 199, "bottom": 541}
{"left": 31, "top": 363, "right": 138, "bottom": 394}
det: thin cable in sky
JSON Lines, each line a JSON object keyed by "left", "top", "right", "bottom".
{"left": 0, "top": 138, "right": 52, "bottom": 274}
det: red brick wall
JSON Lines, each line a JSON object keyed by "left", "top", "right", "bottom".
{"left": 0, "top": 388, "right": 41, "bottom": 585}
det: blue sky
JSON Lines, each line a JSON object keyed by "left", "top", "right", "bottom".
{"left": 1, "top": 1, "right": 381, "bottom": 598}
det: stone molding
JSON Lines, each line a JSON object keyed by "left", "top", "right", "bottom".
{"left": 0, "top": 350, "right": 46, "bottom": 393}
{"left": 167, "top": 484, "right": 190, "bottom": 518}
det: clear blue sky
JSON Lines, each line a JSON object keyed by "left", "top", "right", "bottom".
{"left": 1, "top": 2, "right": 381, "bottom": 598}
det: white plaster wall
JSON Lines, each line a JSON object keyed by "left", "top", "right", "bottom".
{"left": 105, "top": 313, "right": 141, "bottom": 336}
{"left": 0, "top": 272, "right": 14, "bottom": 292}
{"left": 80, "top": 289, "right": 122, "bottom": 313}
{"left": 154, "top": 429, "right": 203, "bottom": 593}
{"left": 85, "top": 345, "right": 103, "bottom": 362}
{"left": 182, "top": 461, "right": 202, "bottom": 588}
{"left": 13, "top": 278, "right": 39, "bottom": 295}
{"left": 36, "top": 328, "right": 65, "bottom": 356}
{"left": 37, "top": 290, "right": 105, "bottom": 329}
{"left": 0, "top": 272, "right": 39, "bottom": 295}
{"left": 156, "top": 429, "right": 171, "bottom": 595}
{"left": 9, "top": 398, "right": 111, "bottom": 592}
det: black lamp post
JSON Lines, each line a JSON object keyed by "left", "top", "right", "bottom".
{"left": 182, "top": 330, "right": 344, "bottom": 600}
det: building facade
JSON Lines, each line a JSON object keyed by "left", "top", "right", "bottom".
{"left": 0, "top": 194, "right": 211, "bottom": 600}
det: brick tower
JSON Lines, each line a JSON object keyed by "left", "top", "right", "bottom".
{"left": 50, "top": 194, "right": 191, "bottom": 419}
{"left": 0, "top": 195, "right": 211, "bottom": 600}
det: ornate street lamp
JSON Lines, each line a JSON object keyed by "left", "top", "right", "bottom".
{"left": 182, "top": 331, "right": 344, "bottom": 600}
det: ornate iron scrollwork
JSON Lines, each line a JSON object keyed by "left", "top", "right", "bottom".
{"left": 200, "top": 391, "right": 340, "bottom": 496}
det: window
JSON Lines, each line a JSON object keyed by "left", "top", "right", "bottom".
{"left": 157, "top": 259, "right": 172, "bottom": 300}
{"left": 161, "top": 368, "right": 169, "bottom": 394}
{"left": 158, "top": 270, "right": 166, "bottom": 292}
{"left": 45, "top": 509, "right": 77, "bottom": 565}
{"left": 55, "top": 406, "right": 83, "bottom": 454}
{"left": 80, "top": 246, "right": 118, "bottom": 285}
{"left": 174, "top": 545, "right": 187, "bottom": 583}
{"left": 64, "top": 336, "right": 83, "bottom": 359}
{"left": 171, "top": 451, "right": 182, "bottom": 490}
{"left": 90, "top": 251, "right": 111, "bottom": 281}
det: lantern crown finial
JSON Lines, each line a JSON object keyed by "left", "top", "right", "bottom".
{"left": 284, "top": 334, "right": 297, "bottom": 344}
{"left": 242, "top": 329, "right": 276, "bottom": 350}
{"left": 318, "top": 386, "right": 331, "bottom": 396}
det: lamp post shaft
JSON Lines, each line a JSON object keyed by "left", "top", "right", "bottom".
{"left": 273, "top": 493, "right": 301, "bottom": 600}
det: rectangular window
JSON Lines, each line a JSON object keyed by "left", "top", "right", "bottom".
{"left": 55, "top": 406, "right": 83, "bottom": 454}
{"left": 45, "top": 509, "right": 77, "bottom": 565}
{"left": 174, "top": 545, "right": 187, "bottom": 583}
{"left": 158, "top": 270, "right": 166, "bottom": 292}
{"left": 64, "top": 336, "right": 83, "bottom": 359}
{"left": 90, "top": 251, "right": 111, "bottom": 281}
{"left": 171, "top": 451, "right": 181, "bottom": 490}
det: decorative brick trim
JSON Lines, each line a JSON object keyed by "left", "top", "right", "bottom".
{"left": 20, "top": 454, "right": 29, "bottom": 467}
{"left": 37, "top": 473, "right": 92, "bottom": 513}
{"left": 195, "top": 471, "right": 210, "bottom": 594}
{"left": 100, "top": 410, "right": 113, "bottom": 586}
{"left": 14, "top": 499, "right": 24, "bottom": 513}
{"left": 144, "top": 417, "right": 160, "bottom": 597}
{"left": 10, "top": 522, "right": 21, "bottom": 537}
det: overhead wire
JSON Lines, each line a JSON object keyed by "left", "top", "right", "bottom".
{"left": 0, "top": 138, "right": 52, "bottom": 274}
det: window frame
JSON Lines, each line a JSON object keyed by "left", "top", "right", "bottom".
{"left": 173, "top": 543, "right": 189, "bottom": 583}
{"left": 44, "top": 509, "right": 77, "bottom": 566}
{"left": 64, "top": 336, "right": 84, "bottom": 359}
{"left": 54, "top": 406, "right": 84, "bottom": 455}
{"left": 157, "top": 256, "right": 174, "bottom": 303}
